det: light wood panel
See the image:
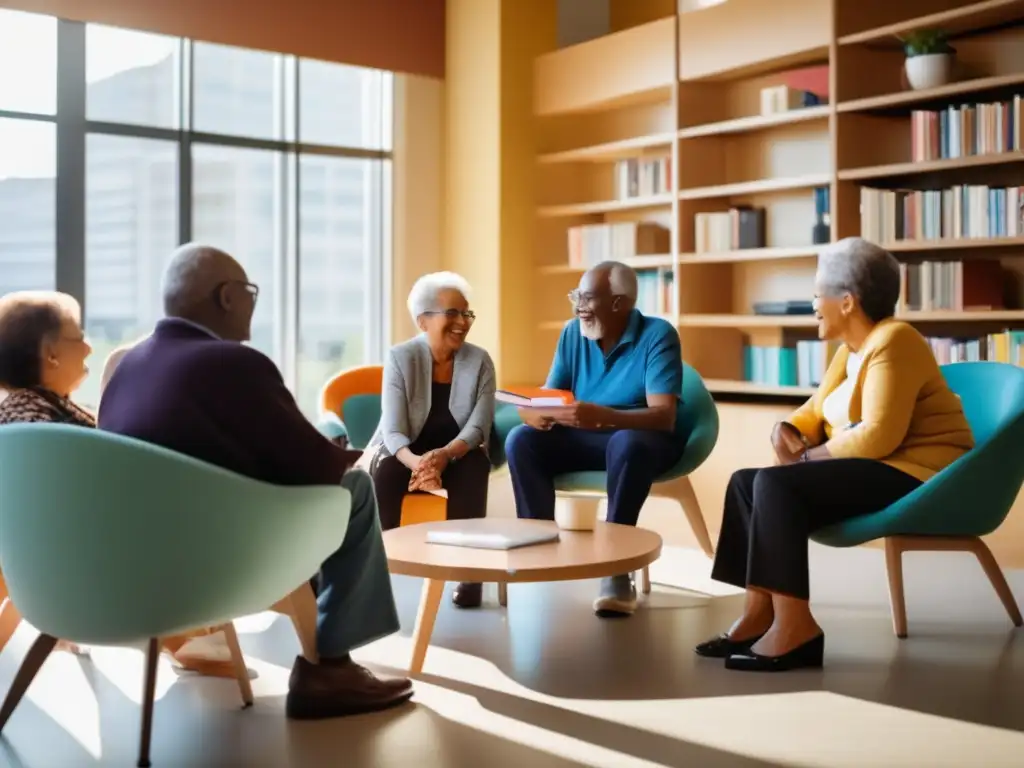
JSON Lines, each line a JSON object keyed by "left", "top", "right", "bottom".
{"left": 677, "top": 0, "right": 832, "bottom": 81}
{"left": 534, "top": 18, "right": 676, "bottom": 115}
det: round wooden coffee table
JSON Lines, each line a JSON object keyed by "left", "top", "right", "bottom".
{"left": 384, "top": 518, "right": 662, "bottom": 674}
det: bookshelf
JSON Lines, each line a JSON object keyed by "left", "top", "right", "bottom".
{"left": 530, "top": 0, "right": 1024, "bottom": 401}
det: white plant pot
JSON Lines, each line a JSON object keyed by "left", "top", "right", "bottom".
{"left": 905, "top": 53, "right": 954, "bottom": 91}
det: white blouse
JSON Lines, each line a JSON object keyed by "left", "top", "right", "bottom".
{"left": 822, "top": 351, "right": 863, "bottom": 431}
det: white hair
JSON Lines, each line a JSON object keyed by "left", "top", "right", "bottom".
{"left": 161, "top": 243, "right": 230, "bottom": 316}
{"left": 817, "top": 237, "right": 901, "bottom": 323}
{"left": 406, "top": 271, "right": 472, "bottom": 324}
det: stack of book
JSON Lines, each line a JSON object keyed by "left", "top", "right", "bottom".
{"left": 613, "top": 157, "right": 671, "bottom": 199}
{"left": 694, "top": 207, "right": 766, "bottom": 252}
{"left": 860, "top": 184, "right": 1024, "bottom": 242}
{"left": 744, "top": 332, "right": 1024, "bottom": 389}
{"left": 567, "top": 222, "right": 669, "bottom": 268}
{"left": 636, "top": 269, "right": 674, "bottom": 316}
{"left": 896, "top": 259, "right": 1004, "bottom": 313}
{"left": 744, "top": 341, "right": 836, "bottom": 388}
{"left": 928, "top": 331, "right": 1024, "bottom": 365}
{"left": 910, "top": 97, "right": 1022, "bottom": 162}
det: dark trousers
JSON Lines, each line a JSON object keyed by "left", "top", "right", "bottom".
{"left": 370, "top": 448, "right": 491, "bottom": 530}
{"left": 505, "top": 425, "right": 686, "bottom": 526}
{"left": 315, "top": 469, "right": 400, "bottom": 657}
{"left": 711, "top": 459, "right": 922, "bottom": 601}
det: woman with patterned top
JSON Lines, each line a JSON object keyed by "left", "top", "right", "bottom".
{"left": 0, "top": 291, "right": 94, "bottom": 656}
{"left": 0, "top": 292, "right": 231, "bottom": 677}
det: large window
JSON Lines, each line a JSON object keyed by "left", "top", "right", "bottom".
{"left": 0, "top": 11, "right": 393, "bottom": 416}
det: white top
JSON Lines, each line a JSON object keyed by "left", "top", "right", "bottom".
{"left": 822, "top": 351, "right": 863, "bottom": 431}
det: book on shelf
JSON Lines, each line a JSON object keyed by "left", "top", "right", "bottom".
{"left": 745, "top": 334, "right": 1024, "bottom": 390}
{"left": 694, "top": 207, "right": 765, "bottom": 252}
{"left": 567, "top": 222, "right": 669, "bottom": 268}
{"left": 496, "top": 388, "right": 574, "bottom": 408}
{"left": 745, "top": 342, "right": 837, "bottom": 388}
{"left": 911, "top": 97, "right": 1022, "bottom": 162}
{"left": 860, "top": 185, "right": 1024, "bottom": 242}
{"left": 614, "top": 157, "right": 671, "bottom": 199}
{"left": 897, "top": 259, "right": 1005, "bottom": 313}
{"left": 759, "top": 86, "right": 821, "bottom": 116}
{"left": 929, "top": 331, "right": 1024, "bottom": 365}
{"left": 636, "top": 268, "right": 674, "bottom": 316}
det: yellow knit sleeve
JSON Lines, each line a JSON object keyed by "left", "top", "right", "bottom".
{"left": 825, "top": 329, "right": 928, "bottom": 460}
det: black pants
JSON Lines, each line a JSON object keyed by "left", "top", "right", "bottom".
{"left": 370, "top": 448, "right": 491, "bottom": 531}
{"left": 711, "top": 459, "right": 922, "bottom": 601}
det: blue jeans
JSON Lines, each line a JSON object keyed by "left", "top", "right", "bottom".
{"left": 315, "top": 469, "right": 400, "bottom": 658}
{"left": 505, "top": 426, "right": 686, "bottom": 526}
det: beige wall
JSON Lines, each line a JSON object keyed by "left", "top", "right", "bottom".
{"left": 392, "top": 75, "right": 445, "bottom": 343}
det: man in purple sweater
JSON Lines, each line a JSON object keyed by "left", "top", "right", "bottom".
{"left": 99, "top": 243, "right": 412, "bottom": 720}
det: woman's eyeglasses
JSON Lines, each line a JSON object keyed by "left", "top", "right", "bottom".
{"left": 424, "top": 309, "right": 476, "bottom": 322}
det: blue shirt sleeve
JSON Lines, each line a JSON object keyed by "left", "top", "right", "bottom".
{"left": 544, "top": 321, "right": 574, "bottom": 389}
{"left": 645, "top": 324, "right": 683, "bottom": 397}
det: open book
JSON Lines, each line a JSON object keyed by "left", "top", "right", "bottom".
{"left": 496, "top": 387, "right": 574, "bottom": 408}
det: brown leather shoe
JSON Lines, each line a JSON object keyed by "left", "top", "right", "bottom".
{"left": 452, "top": 582, "right": 483, "bottom": 608}
{"left": 285, "top": 656, "right": 413, "bottom": 720}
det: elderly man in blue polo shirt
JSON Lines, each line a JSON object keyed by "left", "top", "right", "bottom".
{"left": 505, "top": 261, "right": 686, "bottom": 617}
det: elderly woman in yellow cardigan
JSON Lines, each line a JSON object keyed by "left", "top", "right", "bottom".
{"left": 695, "top": 238, "right": 974, "bottom": 672}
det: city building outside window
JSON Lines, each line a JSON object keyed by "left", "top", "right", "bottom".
{"left": 0, "top": 10, "right": 393, "bottom": 417}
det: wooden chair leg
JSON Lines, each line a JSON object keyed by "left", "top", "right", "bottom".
{"left": 272, "top": 584, "right": 319, "bottom": 663}
{"left": 652, "top": 475, "right": 714, "bottom": 557}
{"left": 219, "top": 622, "right": 254, "bottom": 708}
{"left": 0, "top": 571, "right": 23, "bottom": 656}
{"left": 497, "top": 582, "right": 507, "bottom": 607}
{"left": 969, "top": 539, "right": 1024, "bottom": 627}
{"left": 884, "top": 537, "right": 909, "bottom": 639}
{"left": 640, "top": 566, "right": 652, "bottom": 595}
{"left": 137, "top": 638, "right": 160, "bottom": 768}
{"left": 0, "top": 632, "right": 57, "bottom": 733}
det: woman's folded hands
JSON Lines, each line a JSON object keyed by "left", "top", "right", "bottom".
{"left": 408, "top": 449, "right": 448, "bottom": 492}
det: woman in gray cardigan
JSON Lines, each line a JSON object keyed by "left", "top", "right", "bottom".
{"left": 368, "top": 271, "right": 496, "bottom": 607}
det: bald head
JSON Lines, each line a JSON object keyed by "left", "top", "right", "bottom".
{"left": 585, "top": 261, "right": 638, "bottom": 302}
{"left": 161, "top": 243, "right": 255, "bottom": 342}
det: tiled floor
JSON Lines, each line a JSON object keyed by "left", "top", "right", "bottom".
{"left": 1, "top": 544, "right": 1023, "bottom": 767}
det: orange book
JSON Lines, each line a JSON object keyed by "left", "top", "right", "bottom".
{"left": 496, "top": 387, "right": 574, "bottom": 408}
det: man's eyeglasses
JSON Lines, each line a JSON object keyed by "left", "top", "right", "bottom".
{"left": 215, "top": 280, "right": 259, "bottom": 303}
{"left": 568, "top": 290, "right": 599, "bottom": 307}
{"left": 423, "top": 309, "right": 476, "bottom": 322}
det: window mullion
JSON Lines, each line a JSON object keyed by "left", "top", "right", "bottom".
{"left": 54, "top": 20, "right": 86, "bottom": 312}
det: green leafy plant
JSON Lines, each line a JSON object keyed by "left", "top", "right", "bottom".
{"left": 899, "top": 29, "right": 955, "bottom": 58}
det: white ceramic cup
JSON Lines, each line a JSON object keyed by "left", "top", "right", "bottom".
{"left": 555, "top": 501, "right": 598, "bottom": 531}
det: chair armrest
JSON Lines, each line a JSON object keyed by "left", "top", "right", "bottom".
{"left": 316, "top": 411, "right": 348, "bottom": 441}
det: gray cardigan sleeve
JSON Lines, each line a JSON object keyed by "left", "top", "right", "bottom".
{"left": 455, "top": 352, "right": 496, "bottom": 450}
{"left": 381, "top": 349, "right": 412, "bottom": 455}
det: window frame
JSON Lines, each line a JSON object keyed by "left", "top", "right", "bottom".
{"left": 0, "top": 17, "right": 393, "bottom": 399}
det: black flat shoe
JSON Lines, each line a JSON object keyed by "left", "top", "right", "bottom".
{"left": 452, "top": 582, "right": 483, "bottom": 609}
{"left": 694, "top": 632, "right": 765, "bottom": 659}
{"left": 725, "top": 633, "right": 825, "bottom": 672}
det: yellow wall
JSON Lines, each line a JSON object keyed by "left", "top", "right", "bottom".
{"left": 392, "top": 75, "right": 445, "bottom": 342}
{"left": 443, "top": 0, "right": 558, "bottom": 385}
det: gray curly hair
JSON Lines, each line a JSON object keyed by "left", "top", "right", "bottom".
{"left": 817, "top": 237, "right": 901, "bottom": 323}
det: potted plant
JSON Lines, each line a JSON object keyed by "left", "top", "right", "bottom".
{"left": 901, "top": 29, "right": 956, "bottom": 90}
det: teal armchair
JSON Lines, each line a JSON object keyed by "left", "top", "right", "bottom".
{"left": 500, "top": 363, "right": 720, "bottom": 596}
{"left": 811, "top": 362, "right": 1024, "bottom": 638}
{"left": 0, "top": 424, "right": 350, "bottom": 767}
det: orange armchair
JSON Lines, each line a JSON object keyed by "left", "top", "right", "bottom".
{"left": 318, "top": 365, "right": 446, "bottom": 527}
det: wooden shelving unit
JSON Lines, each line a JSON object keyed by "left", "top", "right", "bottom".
{"left": 530, "top": 0, "right": 1024, "bottom": 400}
